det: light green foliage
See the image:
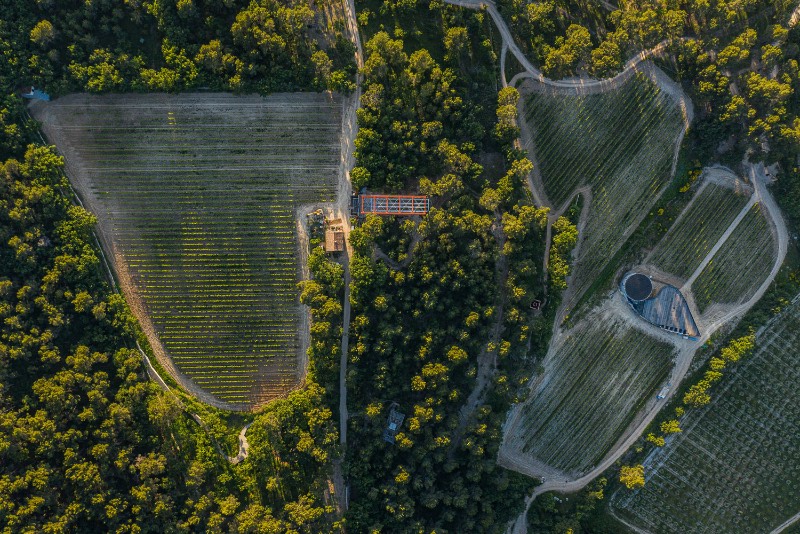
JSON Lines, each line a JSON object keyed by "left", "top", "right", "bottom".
{"left": 509, "top": 309, "right": 674, "bottom": 473}
{"left": 646, "top": 433, "right": 665, "bottom": 447}
{"left": 140, "top": 40, "right": 197, "bottom": 91}
{"left": 659, "top": 419, "right": 682, "bottom": 434}
{"left": 693, "top": 205, "right": 776, "bottom": 312}
{"left": 683, "top": 334, "right": 754, "bottom": 407}
{"left": 716, "top": 28, "right": 756, "bottom": 68}
{"left": 612, "top": 303, "right": 800, "bottom": 531}
{"left": 543, "top": 24, "right": 592, "bottom": 78}
{"left": 68, "top": 49, "right": 136, "bottom": 92}
{"left": 720, "top": 333, "right": 755, "bottom": 362}
{"left": 29, "top": 20, "right": 55, "bottom": 47}
{"left": 549, "top": 216, "right": 578, "bottom": 289}
{"left": 310, "top": 49, "right": 333, "bottom": 89}
{"left": 620, "top": 464, "right": 646, "bottom": 489}
{"left": 444, "top": 26, "right": 469, "bottom": 60}
{"left": 649, "top": 182, "right": 750, "bottom": 280}
{"left": 590, "top": 39, "right": 622, "bottom": 77}
{"left": 494, "top": 86, "right": 521, "bottom": 145}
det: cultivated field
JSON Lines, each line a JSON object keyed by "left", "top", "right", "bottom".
{"left": 610, "top": 297, "right": 800, "bottom": 533}
{"left": 692, "top": 203, "right": 777, "bottom": 313}
{"left": 32, "top": 93, "right": 343, "bottom": 409}
{"left": 502, "top": 303, "right": 675, "bottom": 476}
{"left": 648, "top": 182, "right": 750, "bottom": 280}
{"left": 521, "top": 74, "right": 685, "bottom": 306}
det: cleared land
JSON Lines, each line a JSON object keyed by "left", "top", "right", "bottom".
{"left": 648, "top": 182, "right": 750, "bottom": 280}
{"left": 521, "top": 74, "right": 684, "bottom": 306}
{"left": 692, "top": 203, "right": 777, "bottom": 313}
{"left": 503, "top": 304, "right": 675, "bottom": 476}
{"left": 610, "top": 297, "right": 800, "bottom": 533}
{"left": 32, "top": 93, "right": 342, "bottom": 409}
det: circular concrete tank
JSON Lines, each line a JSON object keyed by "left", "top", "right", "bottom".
{"left": 624, "top": 273, "right": 653, "bottom": 301}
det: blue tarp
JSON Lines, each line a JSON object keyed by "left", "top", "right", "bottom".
{"left": 22, "top": 89, "right": 50, "bottom": 101}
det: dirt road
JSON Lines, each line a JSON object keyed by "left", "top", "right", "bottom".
{"left": 329, "top": 0, "right": 363, "bottom": 513}
{"left": 445, "top": 0, "right": 756, "bottom": 503}
{"left": 339, "top": 260, "right": 351, "bottom": 445}
{"left": 445, "top": 0, "right": 682, "bottom": 96}
{"left": 507, "top": 165, "right": 788, "bottom": 532}
{"left": 771, "top": 510, "right": 800, "bottom": 534}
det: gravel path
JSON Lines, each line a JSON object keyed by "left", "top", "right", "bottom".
{"left": 507, "top": 163, "right": 788, "bottom": 532}
{"left": 771, "top": 510, "right": 800, "bottom": 534}
{"left": 337, "top": 0, "right": 363, "bottom": 450}
{"left": 330, "top": 0, "right": 363, "bottom": 514}
{"left": 682, "top": 193, "right": 758, "bottom": 289}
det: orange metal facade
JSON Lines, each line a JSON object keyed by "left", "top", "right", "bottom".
{"left": 359, "top": 194, "right": 429, "bottom": 216}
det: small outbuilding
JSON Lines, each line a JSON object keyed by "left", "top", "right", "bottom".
{"left": 383, "top": 403, "right": 405, "bottom": 444}
{"left": 324, "top": 218, "right": 345, "bottom": 253}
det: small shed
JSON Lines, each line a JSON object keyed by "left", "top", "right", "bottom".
{"left": 324, "top": 218, "right": 345, "bottom": 253}
{"left": 383, "top": 403, "right": 405, "bottom": 444}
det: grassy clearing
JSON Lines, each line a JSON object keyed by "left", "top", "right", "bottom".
{"left": 692, "top": 203, "right": 776, "bottom": 312}
{"left": 35, "top": 93, "right": 342, "bottom": 408}
{"left": 648, "top": 183, "right": 750, "bottom": 280}
{"left": 510, "top": 305, "right": 674, "bottom": 475}
{"left": 521, "top": 74, "right": 684, "bottom": 306}
{"left": 610, "top": 298, "right": 800, "bottom": 533}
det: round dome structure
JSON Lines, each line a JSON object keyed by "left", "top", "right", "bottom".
{"left": 624, "top": 273, "right": 653, "bottom": 302}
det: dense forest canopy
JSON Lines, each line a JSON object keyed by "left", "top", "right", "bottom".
{"left": 0, "top": 1, "right": 352, "bottom": 532}
{"left": 0, "top": 144, "right": 344, "bottom": 531}
{"left": 0, "top": 0, "right": 356, "bottom": 94}
{"left": 2, "top": 0, "right": 800, "bottom": 532}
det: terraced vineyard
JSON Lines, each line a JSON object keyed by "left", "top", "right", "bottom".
{"left": 32, "top": 93, "right": 343, "bottom": 409}
{"left": 504, "top": 304, "right": 675, "bottom": 475}
{"left": 610, "top": 297, "right": 800, "bottom": 533}
{"left": 521, "top": 73, "right": 685, "bottom": 304}
{"left": 648, "top": 182, "right": 750, "bottom": 280}
{"left": 692, "top": 203, "right": 776, "bottom": 313}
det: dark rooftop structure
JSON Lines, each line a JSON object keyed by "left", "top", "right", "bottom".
{"left": 383, "top": 403, "right": 405, "bottom": 444}
{"left": 624, "top": 273, "right": 653, "bottom": 301}
{"left": 621, "top": 272, "right": 700, "bottom": 340}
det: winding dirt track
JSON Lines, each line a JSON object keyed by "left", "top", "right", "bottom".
{"left": 441, "top": 1, "right": 791, "bottom": 531}
{"left": 446, "top": 0, "right": 679, "bottom": 95}
{"left": 338, "top": 0, "right": 363, "bottom": 449}
{"left": 506, "top": 165, "right": 788, "bottom": 534}
{"left": 328, "top": 0, "right": 364, "bottom": 514}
